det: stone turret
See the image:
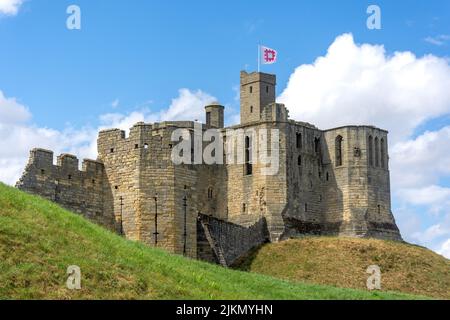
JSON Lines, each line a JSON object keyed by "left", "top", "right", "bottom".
{"left": 240, "top": 71, "right": 276, "bottom": 124}
{"left": 205, "top": 102, "right": 224, "bottom": 128}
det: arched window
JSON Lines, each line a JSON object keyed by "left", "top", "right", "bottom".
{"left": 245, "top": 136, "right": 252, "bottom": 175}
{"left": 314, "top": 137, "right": 320, "bottom": 153}
{"left": 368, "top": 136, "right": 374, "bottom": 167}
{"left": 380, "top": 138, "right": 385, "bottom": 169}
{"left": 335, "top": 135, "right": 343, "bottom": 167}
{"left": 297, "top": 155, "right": 302, "bottom": 166}
{"left": 374, "top": 137, "right": 380, "bottom": 167}
{"left": 208, "top": 187, "right": 213, "bottom": 199}
{"left": 296, "top": 133, "right": 302, "bottom": 149}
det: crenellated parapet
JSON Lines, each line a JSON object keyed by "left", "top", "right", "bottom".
{"left": 16, "top": 148, "right": 114, "bottom": 230}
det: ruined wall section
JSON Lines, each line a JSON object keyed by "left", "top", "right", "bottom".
{"left": 16, "top": 149, "right": 113, "bottom": 229}
{"left": 197, "top": 214, "right": 269, "bottom": 266}
{"left": 283, "top": 122, "right": 325, "bottom": 237}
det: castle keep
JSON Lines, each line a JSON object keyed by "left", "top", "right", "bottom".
{"left": 17, "top": 71, "right": 402, "bottom": 266}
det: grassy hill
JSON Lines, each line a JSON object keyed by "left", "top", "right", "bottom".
{"left": 235, "top": 237, "right": 450, "bottom": 300}
{"left": 0, "top": 183, "right": 430, "bottom": 300}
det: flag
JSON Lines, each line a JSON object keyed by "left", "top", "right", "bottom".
{"left": 260, "top": 46, "right": 278, "bottom": 65}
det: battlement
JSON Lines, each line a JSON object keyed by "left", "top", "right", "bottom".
{"left": 240, "top": 71, "right": 276, "bottom": 86}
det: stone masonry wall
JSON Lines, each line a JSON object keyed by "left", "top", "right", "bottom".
{"left": 16, "top": 148, "right": 115, "bottom": 229}
{"left": 197, "top": 214, "right": 269, "bottom": 266}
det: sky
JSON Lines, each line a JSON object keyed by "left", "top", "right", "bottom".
{"left": 1, "top": 0, "right": 450, "bottom": 258}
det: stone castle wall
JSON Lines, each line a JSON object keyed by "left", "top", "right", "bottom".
{"left": 16, "top": 70, "right": 402, "bottom": 266}
{"left": 16, "top": 148, "right": 115, "bottom": 229}
{"left": 197, "top": 214, "right": 269, "bottom": 266}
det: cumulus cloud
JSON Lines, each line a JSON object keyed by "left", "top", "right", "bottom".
{"left": 278, "top": 33, "right": 450, "bottom": 144}
{"left": 279, "top": 33, "right": 450, "bottom": 258}
{"left": 0, "top": 0, "right": 24, "bottom": 16}
{"left": 0, "top": 88, "right": 216, "bottom": 185}
{"left": 391, "top": 127, "right": 450, "bottom": 189}
{"left": 0, "top": 91, "right": 31, "bottom": 124}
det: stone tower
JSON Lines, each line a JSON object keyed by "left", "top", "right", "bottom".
{"left": 240, "top": 71, "right": 276, "bottom": 124}
{"left": 205, "top": 103, "right": 224, "bottom": 128}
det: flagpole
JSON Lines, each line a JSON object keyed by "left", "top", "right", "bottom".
{"left": 258, "top": 44, "right": 260, "bottom": 73}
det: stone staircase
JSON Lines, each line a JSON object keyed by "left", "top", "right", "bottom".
{"left": 199, "top": 218, "right": 228, "bottom": 267}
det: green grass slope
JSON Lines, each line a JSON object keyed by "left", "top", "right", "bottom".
{"left": 0, "top": 183, "right": 427, "bottom": 300}
{"left": 235, "top": 237, "right": 450, "bottom": 300}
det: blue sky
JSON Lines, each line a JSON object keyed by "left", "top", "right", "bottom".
{"left": 1, "top": 0, "right": 450, "bottom": 257}
{"left": 1, "top": 0, "right": 449, "bottom": 129}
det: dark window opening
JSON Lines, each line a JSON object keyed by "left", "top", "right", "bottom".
{"left": 208, "top": 187, "right": 213, "bottom": 199}
{"left": 305, "top": 203, "right": 308, "bottom": 212}
{"left": 335, "top": 135, "right": 343, "bottom": 167}
{"left": 245, "top": 136, "right": 252, "bottom": 175}
{"left": 41, "top": 169, "right": 45, "bottom": 175}
{"left": 115, "top": 186, "right": 119, "bottom": 190}
{"left": 314, "top": 137, "right": 320, "bottom": 153}
{"left": 249, "top": 86, "right": 253, "bottom": 93}
{"left": 266, "top": 86, "right": 269, "bottom": 93}
{"left": 298, "top": 155, "right": 302, "bottom": 166}
{"left": 319, "top": 195, "right": 322, "bottom": 202}
{"left": 206, "top": 112, "right": 211, "bottom": 126}
{"left": 326, "top": 172, "right": 329, "bottom": 181}
{"left": 368, "top": 136, "right": 374, "bottom": 167}
{"left": 68, "top": 175, "right": 72, "bottom": 180}
{"left": 377, "top": 205, "right": 381, "bottom": 214}
{"left": 250, "top": 106, "right": 253, "bottom": 113}
{"left": 135, "top": 144, "right": 139, "bottom": 149}
{"left": 380, "top": 138, "right": 385, "bottom": 169}
{"left": 110, "top": 148, "right": 114, "bottom": 153}
{"left": 375, "top": 137, "right": 380, "bottom": 167}
{"left": 243, "top": 203, "right": 246, "bottom": 213}
{"left": 296, "top": 133, "right": 302, "bottom": 149}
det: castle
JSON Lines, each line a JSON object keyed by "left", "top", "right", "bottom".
{"left": 16, "top": 71, "right": 402, "bottom": 266}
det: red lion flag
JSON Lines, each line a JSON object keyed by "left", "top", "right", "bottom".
{"left": 260, "top": 46, "right": 278, "bottom": 65}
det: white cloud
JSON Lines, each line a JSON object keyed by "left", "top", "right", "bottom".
{"left": 0, "top": 91, "right": 31, "bottom": 124}
{"left": 437, "top": 239, "right": 450, "bottom": 259}
{"left": 278, "top": 33, "right": 450, "bottom": 144}
{"left": 279, "top": 33, "right": 450, "bottom": 258}
{"left": 391, "top": 127, "right": 450, "bottom": 189}
{"left": 0, "top": 88, "right": 216, "bottom": 185}
{"left": 160, "top": 88, "right": 216, "bottom": 121}
{"left": 424, "top": 35, "right": 450, "bottom": 46}
{"left": 0, "top": 0, "right": 24, "bottom": 16}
